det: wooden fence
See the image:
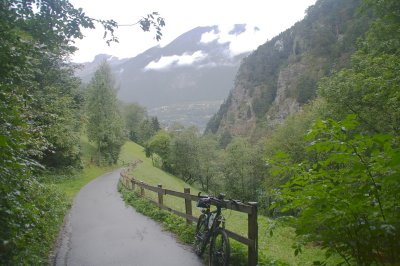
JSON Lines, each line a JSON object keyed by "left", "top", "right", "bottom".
{"left": 120, "top": 169, "right": 258, "bottom": 266}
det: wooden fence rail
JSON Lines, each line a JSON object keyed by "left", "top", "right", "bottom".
{"left": 120, "top": 170, "right": 258, "bottom": 266}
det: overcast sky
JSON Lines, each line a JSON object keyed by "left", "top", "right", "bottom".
{"left": 69, "top": 0, "right": 317, "bottom": 63}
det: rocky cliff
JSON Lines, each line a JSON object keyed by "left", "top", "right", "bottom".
{"left": 206, "top": 0, "right": 372, "bottom": 138}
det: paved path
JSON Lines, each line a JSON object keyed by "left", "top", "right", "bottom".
{"left": 52, "top": 169, "right": 203, "bottom": 266}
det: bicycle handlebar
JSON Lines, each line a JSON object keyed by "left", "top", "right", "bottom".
{"left": 197, "top": 192, "right": 242, "bottom": 209}
{"left": 197, "top": 192, "right": 246, "bottom": 211}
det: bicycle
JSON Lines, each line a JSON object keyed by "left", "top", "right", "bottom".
{"left": 194, "top": 193, "right": 230, "bottom": 266}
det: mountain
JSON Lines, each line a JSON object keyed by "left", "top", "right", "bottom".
{"left": 205, "top": 0, "right": 372, "bottom": 138}
{"left": 75, "top": 24, "right": 257, "bottom": 130}
{"left": 75, "top": 54, "right": 129, "bottom": 83}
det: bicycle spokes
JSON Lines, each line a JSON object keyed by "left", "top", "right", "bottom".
{"left": 210, "top": 229, "right": 230, "bottom": 266}
{"left": 213, "top": 235, "right": 226, "bottom": 263}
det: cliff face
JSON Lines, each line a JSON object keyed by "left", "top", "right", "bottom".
{"left": 206, "top": 0, "right": 372, "bottom": 138}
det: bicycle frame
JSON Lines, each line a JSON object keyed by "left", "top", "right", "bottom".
{"left": 195, "top": 194, "right": 231, "bottom": 265}
{"left": 209, "top": 202, "right": 225, "bottom": 230}
{"left": 198, "top": 196, "right": 225, "bottom": 241}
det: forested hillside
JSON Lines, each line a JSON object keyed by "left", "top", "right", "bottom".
{"left": 206, "top": 0, "right": 372, "bottom": 138}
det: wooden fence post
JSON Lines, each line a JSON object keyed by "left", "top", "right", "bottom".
{"left": 248, "top": 202, "right": 258, "bottom": 266}
{"left": 184, "top": 188, "right": 192, "bottom": 225}
{"left": 130, "top": 179, "right": 135, "bottom": 190}
{"left": 157, "top": 184, "right": 163, "bottom": 208}
{"left": 140, "top": 181, "right": 145, "bottom": 197}
{"left": 127, "top": 177, "right": 131, "bottom": 189}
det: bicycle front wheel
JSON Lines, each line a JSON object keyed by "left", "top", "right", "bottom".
{"left": 209, "top": 228, "right": 230, "bottom": 266}
{"left": 194, "top": 214, "right": 208, "bottom": 256}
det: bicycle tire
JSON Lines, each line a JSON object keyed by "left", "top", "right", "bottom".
{"left": 194, "top": 213, "right": 208, "bottom": 256}
{"left": 209, "top": 228, "right": 230, "bottom": 266}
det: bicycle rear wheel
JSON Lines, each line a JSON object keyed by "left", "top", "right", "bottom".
{"left": 209, "top": 228, "right": 230, "bottom": 266}
{"left": 194, "top": 213, "right": 208, "bottom": 256}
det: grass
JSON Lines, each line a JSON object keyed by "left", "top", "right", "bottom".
{"left": 50, "top": 136, "right": 138, "bottom": 200}
{"left": 120, "top": 141, "right": 338, "bottom": 265}
{"left": 122, "top": 142, "right": 202, "bottom": 214}
{"left": 54, "top": 166, "right": 114, "bottom": 200}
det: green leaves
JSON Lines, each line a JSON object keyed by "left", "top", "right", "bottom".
{"left": 270, "top": 115, "right": 400, "bottom": 264}
{"left": 138, "top": 12, "right": 166, "bottom": 42}
{"left": 222, "top": 138, "right": 266, "bottom": 201}
{"left": 0, "top": 1, "right": 165, "bottom": 263}
{"left": 145, "top": 130, "right": 171, "bottom": 167}
{"left": 86, "top": 62, "right": 125, "bottom": 165}
{"left": 318, "top": 46, "right": 400, "bottom": 135}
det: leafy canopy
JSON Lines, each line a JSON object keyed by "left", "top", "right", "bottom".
{"left": 270, "top": 115, "right": 400, "bottom": 264}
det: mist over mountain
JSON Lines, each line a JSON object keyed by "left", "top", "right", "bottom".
{"left": 75, "top": 24, "right": 260, "bottom": 130}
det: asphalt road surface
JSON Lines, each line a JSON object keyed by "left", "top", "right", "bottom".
{"left": 52, "top": 169, "right": 203, "bottom": 266}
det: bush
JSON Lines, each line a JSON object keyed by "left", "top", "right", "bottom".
{"left": 1, "top": 180, "right": 69, "bottom": 264}
{"left": 270, "top": 115, "right": 400, "bottom": 265}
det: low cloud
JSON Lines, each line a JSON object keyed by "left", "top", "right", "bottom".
{"left": 144, "top": 51, "right": 207, "bottom": 70}
{"left": 200, "top": 29, "right": 219, "bottom": 43}
{"left": 200, "top": 24, "right": 267, "bottom": 56}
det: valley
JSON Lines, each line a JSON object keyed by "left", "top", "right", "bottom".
{"left": 75, "top": 25, "right": 251, "bottom": 129}
{"left": 148, "top": 100, "right": 222, "bottom": 132}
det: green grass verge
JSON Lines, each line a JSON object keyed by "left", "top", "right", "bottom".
{"left": 120, "top": 141, "right": 338, "bottom": 265}
{"left": 49, "top": 136, "right": 138, "bottom": 200}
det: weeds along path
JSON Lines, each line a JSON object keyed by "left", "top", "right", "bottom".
{"left": 52, "top": 169, "right": 203, "bottom": 266}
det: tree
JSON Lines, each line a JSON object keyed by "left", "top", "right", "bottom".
{"left": 144, "top": 130, "right": 171, "bottom": 168}
{"left": 318, "top": 53, "right": 400, "bottom": 135}
{"left": 223, "top": 138, "right": 263, "bottom": 201}
{"left": 136, "top": 116, "right": 160, "bottom": 145}
{"left": 198, "top": 135, "right": 220, "bottom": 192}
{"left": 0, "top": 0, "right": 165, "bottom": 263}
{"left": 86, "top": 62, "right": 125, "bottom": 164}
{"left": 264, "top": 100, "right": 324, "bottom": 188}
{"left": 295, "top": 75, "right": 317, "bottom": 104}
{"left": 0, "top": 0, "right": 105, "bottom": 263}
{"left": 271, "top": 116, "right": 400, "bottom": 264}
{"left": 169, "top": 127, "right": 201, "bottom": 184}
{"left": 121, "top": 102, "right": 147, "bottom": 142}
{"left": 268, "top": 1, "right": 400, "bottom": 262}
{"left": 31, "top": 61, "right": 84, "bottom": 169}
{"left": 151, "top": 116, "right": 161, "bottom": 132}
{"left": 0, "top": 1, "right": 93, "bottom": 263}
{"left": 319, "top": 0, "right": 400, "bottom": 135}
{"left": 218, "top": 131, "right": 233, "bottom": 149}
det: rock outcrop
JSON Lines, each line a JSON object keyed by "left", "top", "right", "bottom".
{"left": 206, "top": 0, "right": 372, "bottom": 139}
